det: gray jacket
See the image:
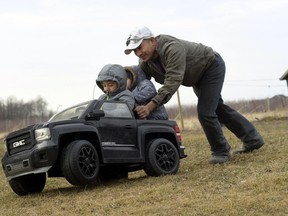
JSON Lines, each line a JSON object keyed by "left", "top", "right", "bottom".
{"left": 96, "top": 64, "right": 135, "bottom": 110}
{"left": 140, "top": 34, "right": 215, "bottom": 105}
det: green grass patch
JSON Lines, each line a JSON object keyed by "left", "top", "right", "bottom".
{"left": 0, "top": 118, "right": 287, "bottom": 215}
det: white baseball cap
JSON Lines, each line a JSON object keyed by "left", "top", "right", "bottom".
{"left": 124, "top": 26, "right": 154, "bottom": 55}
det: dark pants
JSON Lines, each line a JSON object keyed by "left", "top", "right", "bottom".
{"left": 193, "top": 52, "right": 264, "bottom": 156}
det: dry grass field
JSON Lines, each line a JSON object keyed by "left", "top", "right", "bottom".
{"left": 0, "top": 111, "right": 287, "bottom": 216}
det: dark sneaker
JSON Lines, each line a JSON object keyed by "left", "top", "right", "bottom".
{"left": 233, "top": 142, "right": 264, "bottom": 154}
{"left": 209, "top": 155, "right": 230, "bottom": 164}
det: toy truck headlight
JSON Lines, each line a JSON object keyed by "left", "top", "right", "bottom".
{"left": 35, "top": 128, "right": 51, "bottom": 142}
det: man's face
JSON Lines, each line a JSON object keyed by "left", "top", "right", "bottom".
{"left": 133, "top": 38, "right": 156, "bottom": 62}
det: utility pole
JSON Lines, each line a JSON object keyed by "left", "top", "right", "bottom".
{"left": 266, "top": 97, "right": 270, "bottom": 112}
{"left": 176, "top": 90, "right": 184, "bottom": 129}
{"left": 92, "top": 84, "right": 97, "bottom": 99}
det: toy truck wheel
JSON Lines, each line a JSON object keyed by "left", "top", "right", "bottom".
{"left": 144, "top": 138, "right": 180, "bottom": 177}
{"left": 61, "top": 140, "right": 100, "bottom": 185}
{"left": 9, "top": 173, "right": 46, "bottom": 196}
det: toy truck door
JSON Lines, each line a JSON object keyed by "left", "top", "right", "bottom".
{"left": 95, "top": 101, "right": 140, "bottom": 163}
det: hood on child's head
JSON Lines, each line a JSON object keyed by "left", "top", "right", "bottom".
{"left": 96, "top": 64, "right": 127, "bottom": 95}
{"left": 124, "top": 65, "right": 147, "bottom": 90}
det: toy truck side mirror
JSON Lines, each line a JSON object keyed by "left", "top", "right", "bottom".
{"left": 85, "top": 110, "right": 105, "bottom": 120}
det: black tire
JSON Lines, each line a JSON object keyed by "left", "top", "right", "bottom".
{"left": 9, "top": 173, "right": 46, "bottom": 196}
{"left": 144, "top": 138, "right": 180, "bottom": 177}
{"left": 61, "top": 140, "right": 100, "bottom": 185}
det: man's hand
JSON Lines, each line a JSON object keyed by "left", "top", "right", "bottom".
{"left": 134, "top": 101, "right": 157, "bottom": 119}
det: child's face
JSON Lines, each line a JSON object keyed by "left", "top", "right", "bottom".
{"left": 101, "top": 81, "right": 118, "bottom": 93}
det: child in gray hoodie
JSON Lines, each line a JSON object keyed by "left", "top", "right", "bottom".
{"left": 96, "top": 64, "right": 135, "bottom": 110}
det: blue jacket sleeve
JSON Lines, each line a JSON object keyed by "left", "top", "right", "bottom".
{"left": 133, "top": 80, "right": 157, "bottom": 105}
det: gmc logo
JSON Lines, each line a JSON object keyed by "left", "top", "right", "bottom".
{"left": 12, "top": 139, "right": 26, "bottom": 148}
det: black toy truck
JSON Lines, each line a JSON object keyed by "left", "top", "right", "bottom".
{"left": 2, "top": 100, "right": 186, "bottom": 196}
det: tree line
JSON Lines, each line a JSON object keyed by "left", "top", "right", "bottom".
{"left": 0, "top": 96, "right": 54, "bottom": 132}
{"left": 0, "top": 95, "right": 287, "bottom": 135}
{"left": 166, "top": 94, "right": 288, "bottom": 119}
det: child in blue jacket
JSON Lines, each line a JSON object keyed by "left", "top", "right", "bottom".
{"left": 125, "top": 65, "right": 168, "bottom": 120}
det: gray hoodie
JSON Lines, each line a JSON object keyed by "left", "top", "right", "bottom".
{"left": 96, "top": 64, "right": 135, "bottom": 110}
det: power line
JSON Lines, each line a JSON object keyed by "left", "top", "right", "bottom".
{"left": 224, "top": 84, "right": 286, "bottom": 87}
{"left": 226, "top": 79, "right": 280, "bottom": 82}
{"left": 224, "top": 78, "right": 286, "bottom": 88}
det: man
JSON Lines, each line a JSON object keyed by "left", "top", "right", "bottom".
{"left": 124, "top": 26, "right": 264, "bottom": 164}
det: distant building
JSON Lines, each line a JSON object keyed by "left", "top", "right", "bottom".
{"left": 279, "top": 69, "right": 288, "bottom": 89}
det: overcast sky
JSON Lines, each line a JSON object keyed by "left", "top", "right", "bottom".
{"left": 0, "top": 0, "right": 287, "bottom": 111}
